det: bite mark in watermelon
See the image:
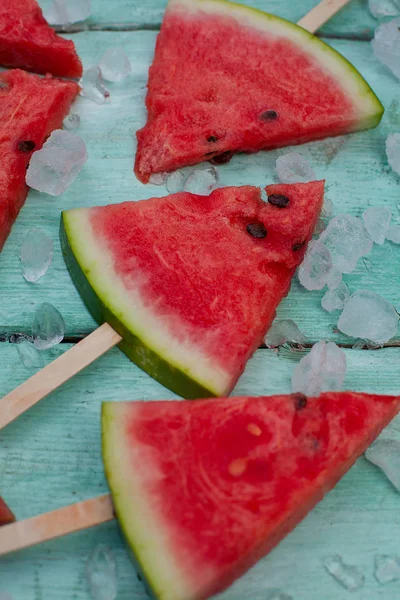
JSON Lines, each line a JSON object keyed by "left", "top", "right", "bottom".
{"left": 61, "top": 181, "right": 324, "bottom": 398}
{"left": 0, "top": 0, "right": 82, "bottom": 78}
{"left": 0, "top": 69, "right": 79, "bottom": 251}
{"left": 102, "top": 392, "right": 400, "bottom": 600}
{"left": 0, "top": 496, "right": 15, "bottom": 526}
{"left": 135, "top": 0, "right": 383, "bottom": 183}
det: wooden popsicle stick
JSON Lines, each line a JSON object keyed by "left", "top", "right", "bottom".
{"left": 0, "top": 495, "right": 114, "bottom": 556}
{"left": 0, "top": 323, "right": 122, "bottom": 431}
{"left": 298, "top": 0, "right": 352, "bottom": 33}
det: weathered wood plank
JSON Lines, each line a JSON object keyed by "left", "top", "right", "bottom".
{"left": 36, "top": 0, "right": 378, "bottom": 39}
{"left": 0, "top": 344, "right": 400, "bottom": 599}
{"left": 0, "top": 32, "right": 398, "bottom": 346}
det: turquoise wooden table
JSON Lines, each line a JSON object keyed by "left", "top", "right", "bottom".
{"left": 1, "top": 0, "right": 400, "bottom": 598}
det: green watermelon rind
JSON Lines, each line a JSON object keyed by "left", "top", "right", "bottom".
{"left": 169, "top": 0, "right": 384, "bottom": 129}
{"left": 60, "top": 214, "right": 216, "bottom": 400}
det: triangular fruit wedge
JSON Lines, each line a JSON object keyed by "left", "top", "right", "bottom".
{"left": 61, "top": 181, "right": 324, "bottom": 398}
{"left": 103, "top": 392, "right": 400, "bottom": 600}
{"left": 0, "top": 0, "right": 82, "bottom": 78}
{"left": 0, "top": 496, "right": 15, "bottom": 526}
{"left": 135, "top": 0, "right": 383, "bottom": 183}
{"left": 0, "top": 69, "right": 79, "bottom": 251}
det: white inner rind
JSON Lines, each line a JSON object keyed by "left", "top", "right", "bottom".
{"left": 168, "top": 0, "right": 381, "bottom": 121}
{"left": 103, "top": 403, "right": 198, "bottom": 600}
{"left": 64, "top": 208, "right": 232, "bottom": 395}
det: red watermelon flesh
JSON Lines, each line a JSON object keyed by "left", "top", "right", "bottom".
{"left": 0, "top": 0, "right": 82, "bottom": 78}
{"left": 103, "top": 392, "right": 400, "bottom": 600}
{"left": 135, "top": 0, "right": 383, "bottom": 183}
{"left": 61, "top": 181, "right": 324, "bottom": 398}
{"left": 0, "top": 496, "right": 15, "bottom": 526}
{"left": 0, "top": 69, "right": 79, "bottom": 251}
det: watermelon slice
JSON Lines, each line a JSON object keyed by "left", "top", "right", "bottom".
{"left": 135, "top": 0, "right": 384, "bottom": 183}
{"left": 0, "top": 0, "right": 82, "bottom": 78}
{"left": 0, "top": 69, "right": 79, "bottom": 251}
{"left": 0, "top": 496, "right": 15, "bottom": 526}
{"left": 103, "top": 391, "right": 400, "bottom": 600}
{"left": 61, "top": 181, "right": 324, "bottom": 398}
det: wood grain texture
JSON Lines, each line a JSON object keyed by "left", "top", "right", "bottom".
{"left": 36, "top": 0, "right": 378, "bottom": 39}
{"left": 0, "top": 31, "right": 398, "bottom": 345}
{"left": 0, "top": 344, "right": 400, "bottom": 599}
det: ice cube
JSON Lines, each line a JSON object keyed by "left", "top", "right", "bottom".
{"left": 324, "top": 555, "right": 365, "bottom": 591}
{"left": 166, "top": 170, "right": 187, "bottom": 194}
{"left": 44, "top": 0, "right": 91, "bottom": 25}
{"left": 372, "top": 18, "right": 400, "bottom": 80}
{"left": 315, "top": 198, "right": 334, "bottom": 235}
{"left": 374, "top": 554, "right": 400, "bottom": 584}
{"left": 149, "top": 172, "right": 167, "bottom": 186}
{"left": 319, "top": 214, "right": 373, "bottom": 274}
{"left": 265, "top": 590, "right": 293, "bottom": 600}
{"left": 298, "top": 240, "right": 341, "bottom": 291}
{"left": 291, "top": 341, "right": 347, "bottom": 397}
{"left": 184, "top": 167, "right": 219, "bottom": 195}
{"left": 386, "top": 132, "right": 400, "bottom": 175}
{"left": 63, "top": 113, "right": 81, "bottom": 131}
{"left": 338, "top": 290, "right": 399, "bottom": 344}
{"left": 276, "top": 152, "right": 316, "bottom": 183}
{"left": 265, "top": 319, "right": 307, "bottom": 348}
{"left": 14, "top": 338, "right": 45, "bottom": 369}
{"left": 366, "top": 438, "right": 400, "bottom": 491}
{"left": 19, "top": 227, "right": 54, "bottom": 282}
{"left": 32, "top": 303, "right": 65, "bottom": 350}
{"left": 99, "top": 48, "right": 131, "bottom": 82}
{"left": 321, "top": 281, "right": 350, "bottom": 312}
{"left": 369, "top": 0, "right": 400, "bottom": 18}
{"left": 80, "top": 67, "right": 110, "bottom": 105}
{"left": 386, "top": 224, "right": 400, "bottom": 243}
{"left": 26, "top": 130, "right": 87, "bottom": 196}
{"left": 86, "top": 545, "right": 117, "bottom": 600}
{"left": 362, "top": 206, "right": 392, "bottom": 244}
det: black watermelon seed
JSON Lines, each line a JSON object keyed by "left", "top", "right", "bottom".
{"left": 207, "top": 135, "right": 218, "bottom": 143}
{"left": 247, "top": 223, "right": 267, "bottom": 239}
{"left": 18, "top": 140, "right": 35, "bottom": 153}
{"left": 292, "top": 240, "right": 306, "bottom": 252}
{"left": 260, "top": 110, "right": 278, "bottom": 121}
{"left": 294, "top": 393, "right": 307, "bottom": 410}
{"left": 209, "top": 150, "right": 234, "bottom": 165}
{"left": 268, "top": 193, "right": 290, "bottom": 208}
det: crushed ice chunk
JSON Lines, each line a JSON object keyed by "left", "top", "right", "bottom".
{"left": 372, "top": 18, "right": 400, "bottom": 80}
{"left": 386, "top": 224, "right": 400, "bottom": 243}
{"left": 265, "top": 319, "right": 307, "bottom": 348}
{"left": 366, "top": 438, "right": 400, "bottom": 491}
{"left": 99, "top": 48, "right": 131, "bottom": 82}
{"left": 276, "top": 152, "right": 316, "bottom": 183}
{"left": 321, "top": 281, "right": 350, "bottom": 312}
{"left": 369, "top": 0, "right": 400, "bottom": 18}
{"left": 14, "top": 337, "right": 45, "bottom": 369}
{"left": 338, "top": 290, "right": 398, "bottom": 344}
{"left": 319, "top": 214, "right": 373, "bottom": 274}
{"left": 184, "top": 166, "right": 219, "bottom": 195}
{"left": 298, "top": 240, "right": 341, "bottom": 291}
{"left": 44, "top": 0, "right": 91, "bottom": 25}
{"left": 324, "top": 555, "right": 365, "bottom": 591}
{"left": 386, "top": 133, "right": 400, "bottom": 175}
{"left": 86, "top": 545, "right": 117, "bottom": 600}
{"left": 291, "top": 341, "right": 347, "bottom": 397}
{"left": 19, "top": 227, "right": 53, "bottom": 283}
{"left": 32, "top": 303, "right": 65, "bottom": 350}
{"left": 149, "top": 173, "right": 167, "bottom": 185}
{"left": 166, "top": 170, "right": 186, "bottom": 194}
{"left": 362, "top": 206, "right": 392, "bottom": 244}
{"left": 265, "top": 590, "right": 293, "bottom": 600}
{"left": 315, "top": 198, "right": 334, "bottom": 235}
{"left": 63, "top": 113, "right": 81, "bottom": 131}
{"left": 80, "top": 67, "right": 110, "bottom": 105}
{"left": 26, "top": 130, "right": 87, "bottom": 196}
{"left": 374, "top": 554, "right": 400, "bottom": 584}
